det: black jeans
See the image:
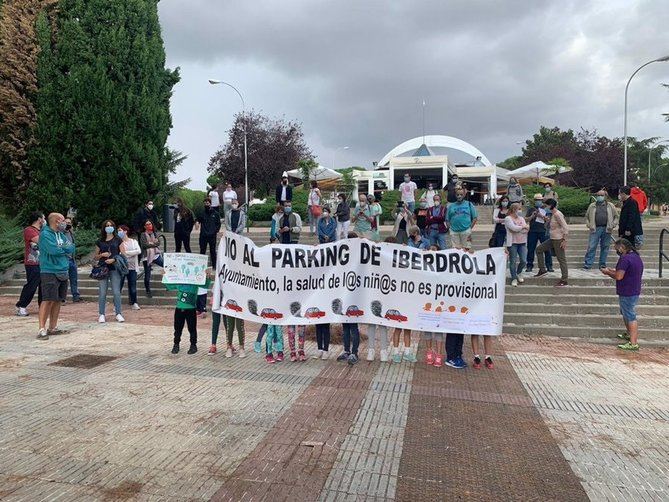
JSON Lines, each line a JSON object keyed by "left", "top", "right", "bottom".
{"left": 174, "top": 308, "right": 197, "bottom": 345}
{"left": 342, "top": 323, "right": 360, "bottom": 355}
{"left": 445, "top": 333, "right": 464, "bottom": 361}
{"left": 175, "top": 231, "right": 191, "bottom": 253}
{"left": 143, "top": 255, "right": 164, "bottom": 293}
{"left": 316, "top": 324, "right": 331, "bottom": 351}
{"left": 199, "top": 233, "right": 217, "bottom": 267}
{"left": 16, "top": 264, "right": 42, "bottom": 308}
{"left": 121, "top": 270, "right": 138, "bottom": 304}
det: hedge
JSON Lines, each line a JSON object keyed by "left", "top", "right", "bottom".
{"left": 523, "top": 185, "right": 592, "bottom": 217}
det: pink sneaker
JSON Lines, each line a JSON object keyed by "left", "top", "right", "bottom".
{"left": 298, "top": 350, "right": 306, "bottom": 362}
{"left": 265, "top": 354, "right": 275, "bottom": 364}
{"left": 426, "top": 350, "right": 434, "bottom": 365}
{"left": 207, "top": 344, "right": 217, "bottom": 356}
{"left": 433, "top": 354, "right": 443, "bottom": 368}
{"left": 276, "top": 352, "right": 284, "bottom": 362}
{"left": 290, "top": 352, "right": 297, "bottom": 362}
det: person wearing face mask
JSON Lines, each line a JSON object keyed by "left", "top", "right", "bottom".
{"left": 317, "top": 207, "right": 337, "bottom": 243}
{"left": 543, "top": 182, "right": 559, "bottom": 202}
{"left": 425, "top": 194, "right": 448, "bottom": 249}
{"left": 367, "top": 194, "right": 382, "bottom": 241}
{"left": 504, "top": 203, "right": 529, "bottom": 287}
{"left": 224, "top": 198, "right": 246, "bottom": 235}
{"left": 414, "top": 196, "right": 430, "bottom": 236}
{"left": 352, "top": 194, "right": 374, "bottom": 238}
{"left": 173, "top": 198, "right": 194, "bottom": 253}
{"left": 618, "top": 186, "right": 644, "bottom": 249}
{"left": 446, "top": 188, "right": 477, "bottom": 250}
{"left": 140, "top": 219, "right": 164, "bottom": 298}
{"left": 583, "top": 190, "right": 619, "bottom": 270}
{"left": 335, "top": 193, "right": 350, "bottom": 240}
{"left": 422, "top": 183, "right": 437, "bottom": 208}
{"left": 62, "top": 217, "right": 81, "bottom": 303}
{"left": 524, "top": 194, "right": 552, "bottom": 273}
{"left": 36, "top": 213, "right": 76, "bottom": 340}
{"left": 119, "top": 225, "right": 142, "bottom": 310}
{"left": 407, "top": 225, "right": 430, "bottom": 250}
{"left": 392, "top": 201, "right": 413, "bottom": 245}
{"left": 196, "top": 197, "right": 221, "bottom": 267}
{"left": 95, "top": 220, "right": 124, "bottom": 323}
{"left": 507, "top": 177, "right": 524, "bottom": 205}
{"left": 278, "top": 201, "right": 302, "bottom": 244}
{"left": 16, "top": 212, "right": 45, "bottom": 317}
{"left": 444, "top": 174, "right": 460, "bottom": 203}
{"left": 534, "top": 198, "right": 569, "bottom": 286}
{"left": 132, "top": 200, "right": 161, "bottom": 234}
{"left": 275, "top": 171, "right": 293, "bottom": 205}
{"left": 491, "top": 196, "right": 509, "bottom": 248}
{"left": 308, "top": 181, "right": 322, "bottom": 234}
{"left": 398, "top": 173, "right": 418, "bottom": 211}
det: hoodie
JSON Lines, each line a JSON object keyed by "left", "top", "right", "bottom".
{"left": 39, "top": 226, "right": 75, "bottom": 274}
{"left": 630, "top": 187, "right": 647, "bottom": 214}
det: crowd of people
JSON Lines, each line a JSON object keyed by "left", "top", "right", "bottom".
{"left": 15, "top": 174, "right": 646, "bottom": 354}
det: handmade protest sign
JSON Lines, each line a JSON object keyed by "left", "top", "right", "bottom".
{"left": 213, "top": 233, "right": 507, "bottom": 335}
{"left": 162, "top": 253, "right": 209, "bottom": 285}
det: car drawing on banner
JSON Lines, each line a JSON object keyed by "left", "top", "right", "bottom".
{"left": 224, "top": 299, "right": 243, "bottom": 312}
{"left": 345, "top": 305, "right": 364, "bottom": 317}
{"left": 385, "top": 309, "right": 408, "bottom": 322}
{"left": 305, "top": 307, "right": 326, "bottom": 319}
{"left": 260, "top": 308, "right": 283, "bottom": 320}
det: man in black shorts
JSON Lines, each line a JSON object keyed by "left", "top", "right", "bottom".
{"left": 37, "top": 213, "right": 75, "bottom": 340}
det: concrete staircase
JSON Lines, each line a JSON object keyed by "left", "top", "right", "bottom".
{"left": 2, "top": 222, "right": 668, "bottom": 343}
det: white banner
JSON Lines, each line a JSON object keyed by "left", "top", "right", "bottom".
{"left": 213, "top": 234, "right": 507, "bottom": 335}
{"left": 162, "top": 253, "right": 209, "bottom": 285}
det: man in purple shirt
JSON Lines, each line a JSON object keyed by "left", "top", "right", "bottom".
{"left": 601, "top": 238, "right": 643, "bottom": 351}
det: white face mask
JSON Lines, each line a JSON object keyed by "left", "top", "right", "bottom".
{"left": 147, "top": 204, "right": 154, "bottom": 210}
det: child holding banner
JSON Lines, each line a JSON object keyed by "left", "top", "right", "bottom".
{"left": 423, "top": 332, "right": 444, "bottom": 367}
{"left": 165, "top": 271, "right": 212, "bottom": 355}
{"left": 392, "top": 328, "right": 417, "bottom": 363}
{"left": 265, "top": 324, "right": 285, "bottom": 363}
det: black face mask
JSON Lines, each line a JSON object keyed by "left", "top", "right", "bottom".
{"left": 66, "top": 224, "right": 72, "bottom": 231}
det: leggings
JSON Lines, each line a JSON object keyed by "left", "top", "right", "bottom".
{"left": 257, "top": 324, "right": 267, "bottom": 344}
{"left": 367, "top": 324, "right": 388, "bottom": 351}
{"left": 225, "top": 317, "right": 245, "bottom": 346}
{"left": 287, "top": 325, "right": 305, "bottom": 353}
{"left": 211, "top": 311, "right": 227, "bottom": 344}
{"left": 174, "top": 308, "right": 197, "bottom": 345}
{"left": 316, "top": 324, "right": 331, "bottom": 351}
{"left": 265, "top": 325, "right": 284, "bottom": 354}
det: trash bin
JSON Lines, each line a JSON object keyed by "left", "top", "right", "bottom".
{"left": 162, "top": 204, "right": 176, "bottom": 233}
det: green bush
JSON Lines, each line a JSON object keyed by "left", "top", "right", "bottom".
{"left": 377, "top": 190, "right": 401, "bottom": 223}
{"left": 523, "top": 185, "right": 592, "bottom": 217}
{"left": 248, "top": 189, "right": 309, "bottom": 223}
{"left": 175, "top": 188, "right": 207, "bottom": 217}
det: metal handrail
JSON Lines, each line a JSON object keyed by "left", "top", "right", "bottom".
{"left": 660, "top": 228, "right": 669, "bottom": 278}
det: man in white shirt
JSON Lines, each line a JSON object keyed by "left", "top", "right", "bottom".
{"left": 399, "top": 174, "right": 418, "bottom": 212}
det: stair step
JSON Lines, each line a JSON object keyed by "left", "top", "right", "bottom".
{"left": 501, "top": 294, "right": 669, "bottom": 305}
{"left": 503, "top": 324, "right": 668, "bottom": 341}
{"left": 504, "top": 312, "right": 669, "bottom": 328}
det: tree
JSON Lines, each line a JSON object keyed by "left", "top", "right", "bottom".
{"left": 26, "top": 0, "right": 180, "bottom": 225}
{"left": 546, "top": 157, "right": 571, "bottom": 178}
{"left": 208, "top": 110, "right": 313, "bottom": 199}
{"left": 497, "top": 155, "right": 522, "bottom": 170}
{"left": 298, "top": 158, "right": 318, "bottom": 188}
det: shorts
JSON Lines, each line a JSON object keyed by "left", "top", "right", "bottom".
{"left": 619, "top": 295, "right": 639, "bottom": 322}
{"left": 450, "top": 230, "right": 472, "bottom": 249}
{"left": 41, "top": 273, "right": 68, "bottom": 302}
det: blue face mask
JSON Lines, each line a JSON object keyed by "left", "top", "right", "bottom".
{"left": 105, "top": 226, "right": 115, "bottom": 234}
{"left": 118, "top": 230, "right": 126, "bottom": 239}
{"left": 596, "top": 196, "right": 605, "bottom": 203}
{"left": 284, "top": 207, "right": 292, "bottom": 214}
{"left": 544, "top": 209, "right": 552, "bottom": 215}
{"left": 535, "top": 201, "right": 542, "bottom": 208}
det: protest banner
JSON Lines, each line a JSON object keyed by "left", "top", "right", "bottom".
{"left": 213, "top": 233, "right": 507, "bottom": 335}
{"left": 162, "top": 253, "right": 209, "bottom": 285}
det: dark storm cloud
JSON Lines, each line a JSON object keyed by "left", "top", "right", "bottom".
{"left": 158, "top": 0, "right": 669, "bottom": 186}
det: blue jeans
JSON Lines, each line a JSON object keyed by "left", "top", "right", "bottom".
{"left": 405, "top": 202, "right": 415, "bottom": 212}
{"left": 68, "top": 258, "right": 80, "bottom": 299}
{"left": 584, "top": 227, "right": 612, "bottom": 268}
{"left": 428, "top": 229, "right": 448, "bottom": 250}
{"left": 99, "top": 269, "right": 122, "bottom": 315}
{"left": 527, "top": 231, "right": 552, "bottom": 269}
{"left": 508, "top": 243, "right": 527, "bottom": 280}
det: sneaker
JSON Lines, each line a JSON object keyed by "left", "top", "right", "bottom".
{"left": 392, "top": 350, "right": 402, "bottom": 363}
{"left": 445, "top": 357, "right": 467, "bottom": 369}
{"left": 290, "top": 352, "right": 298, "bottom": 362}
{"left": 208, "top": 344, "right": 217, "bottom": 355}
{"left": 547, "top": 268, "right": 555, "bottom": 273}
{"left": 313, "top": 350, "right": 324, "bottom": 359}
{"left": 617, "top": 342, "right": 639, "bottom": 351}
{"left": 426, "top": 350, "right": 434, "bottom": 365}
{"left": 254, "top": 341, "right": 262, "bottom": 353}
{"left": 517, "top": 275, "right": 525, "bottom": 284}
{"left": 473, "top": 356, "right": 482, "bottom": 369}
{"left": 534, "top": 269, "right": 549, "bottom": 278}
{"left": 380, "top": 349, "right": 389, "bottom": 362}
{"left": 187, "top": 344, "right": 197, "bottom": 355}
{"left": 276, "top": 351, "right": 284, "bottom": 362}
{"left": 337, "top": 351, "right": 350, "bottom": 362}
{"left": 72, "top": 296, "right": 83, "bottom": 303}
{"left": 98, "top": 315, "right": 106, "bottom": 323}
{"left": 238, "top": 348, "right": 246, "bottom": 358}
{"left": 116, "top": 314, "right": 125, "bottom": 323}
{"left": 36, "top": 328, "right": 49, "bottom": 341}
{"left": 582, "top": 266, "right": 591, "bottom": 270}
{"left": 298, "top": 350, "right": 306, "bottom": 362}
{"left": 17, "top": 307, "right": 28, "bottom": 317}
{"left": 511, "top": 279, "right": 518, "bottom": 287}
{"left": 403, "top": 350, "right": 417, "bottom": 363}
{"left": 617, "top": 332, "right": 631, "bottom": 340}
{"left": 433, "top": 354, "right": 443, "bottom": 367}
{"left": 320, "top": 350, "right": 329, "bottom": 360}
{"left": 265, "top": 354, "right": 276, "bottom": 364}
{"left": 146, "top": 290, "right": 153, "bottom": 298}
{"left": 525, "top": 266, "right": 533, "bottom": 273}
{"left": 132, "top": 303, "right": 141, "bottom": 311}
{"left": 555, "top": 280, "right": 568, "bottom": 287}
{"left": 485, "top": 356, "right": 494, "bottom": 369}
{"left": 347, "top": 353, "right": 359, "bottom": 365}
{"left": 225, "top": 347, "right": 233, "bottom": 358}
{"left": 171, "top": 343, "right": 179, "bottom": 354}
{"left": 367, "top": 348, "right": 375, "bottom": 362}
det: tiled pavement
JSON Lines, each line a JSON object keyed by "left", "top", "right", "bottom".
{"left": 0, "top": 308, "right": 667, "bottom": 501}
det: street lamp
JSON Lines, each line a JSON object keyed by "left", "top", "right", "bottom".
{"left": 648, "top": 139, "right": 669, "bottom": 181}
{"left": 332, "top": 146, "right": 350, "bottom": 171}
{"left": 623, "top": 55, "right": 669, "bottom": 186}
{"left": 208, "top": 79, "right": 249, "bottom": 229}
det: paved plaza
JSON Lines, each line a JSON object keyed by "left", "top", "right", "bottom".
{"left": 0, "top": 299, "right": 667, "bottom": 501}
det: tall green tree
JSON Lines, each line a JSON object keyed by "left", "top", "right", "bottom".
{"left": 28, "top": 0, "right": 179, "bottom": 225}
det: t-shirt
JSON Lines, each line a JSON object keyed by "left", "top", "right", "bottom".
{"left": 23, "top": 226, "right": 40, "bottom": 266}
{"left": 447, "top": 201, "right": 477, "bottom": 233}
{"left": 615, "top": 252, "right": 643, "bottom": 297}
{"left": 222, "top": 190, "right": 236, "bottom": 204}
{"left": 399, "top": 181, "right": 417, "bottom": 203}
{"left": 414, "top": 207, "right": 429, "bottom": 229}
{"left": 97, "top": 237, "right": 122, "bottom": 270}
{"left": 166, "top": 279, "right": 212, "bottom": 309}
{"left": 308, "top": 189, "right": 321, "bottom": 207}
{"left": 594, "top": 203, "right": 608, "bottom": 227}
{"left": 209, "top": 190, "right": 221, "bottom": 207}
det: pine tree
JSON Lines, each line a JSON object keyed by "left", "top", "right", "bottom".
{"left": 28, "top": 0, "right": 179, "bottom": 225}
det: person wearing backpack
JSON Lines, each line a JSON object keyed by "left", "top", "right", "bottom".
{"left": 446, "top": 188, "right": 477, "bottom": 250}
{"left": 94, "top": 220, "right": 124, "bottom": 323}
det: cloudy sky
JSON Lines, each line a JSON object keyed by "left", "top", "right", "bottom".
{"left": 158, "top": 0, "right": 668, "bottom": 189}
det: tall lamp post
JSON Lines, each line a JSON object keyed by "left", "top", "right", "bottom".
{"left": 623, "top": 55, "right": 669, "bottom": 186}
{"left": 208, "top": 79, "right": 249, "bottom": 228}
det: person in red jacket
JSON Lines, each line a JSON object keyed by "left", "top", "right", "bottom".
{"left": 630, "top": 185, "right": 648, "bottom": 214}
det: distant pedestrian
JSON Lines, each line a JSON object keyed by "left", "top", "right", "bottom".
{"left": 132, "top": 200, "right": 161, "bottom": 234}
{"left": 275, "top": 171, "right": 293, "bottom": 204}
{"left": 173, "top": 198, "right": 194, "bottom": 253}
{"left": 335, "top": 193, "right": 350, "bottom": 240}
{"left": 196, "top": 197, "right": 221, "bottom": 266}
{"left": 583, "top": 189, "right": 618, "bottom": 270}
{"left": 507, "top": 177, "right": 524, "bottom": 205}
{"left": 504, "top": 202, "right": 529, "bottom": 287}
{"left": 534, "top": 198, "right": 569, "bottom": 287}
{"left": 119, "top": 225, "right": 142, "bottom": 311}
{"left": 140, "top": 219, "right": 164, "bottom": 298}
{"left": 16, "top": 211, "right": 44, "bottom": 317}
{"left": 618, "top": 186, "right": 644, "bottom": 249}
{"left": 37, "top": 213, "right": 75, "bottom": 340}
{"left": 601, "top": 239, "right": 643, "bottom": 351}
{"left": 399, "top": 173, "right": 418, "bottom": 211}
{"left": 221, "top": 182, "right": 236, "bottom": 218}
{"left": 543, "top": 182, "right": 559, "bottom": 202}
{"left": 209, "top": 183, "right": 222, "bottom": 210}
{"left": 62, "top": 217, "right": 81, "bottom": 302}
{"left": 447, "top": 188, "right": 477, "bottom": 250}
{"left": 95, "top": 220, "right": 124, "bottom": 323}
{"left": 525, "top": 194, "right": 552, "bottom": 273}
{"left": 308, "top": 180, "right": 322, "bottom": 234}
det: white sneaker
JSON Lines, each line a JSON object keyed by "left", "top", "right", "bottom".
{"left": 98, "top": 315, "right": 106, "bottom": 323}
{"left": 16, "top": 307, "right": 28, "bottom": 317}
{"left": 225, "top": 347, "right": 233, "bottom": 358}
{"left": 36, "top": 328, "right": 49, "bottom": 340}
{"left": 238, "top": 348, "right": 246, "bottom": 358}
{"left": 131, "top": 303, "right": 141, "bottom": 310}
{"left": 511, "top": 279, "right": 518, "bottom": 287}
{"left": 116, "top": 314, "right": 125, "bottom": 323}
{"left": 380, "top": 348, "right": 389, "bottom": 362}
{"left": 321, "top": 350, "right": 329, "bottom": 360}
{"left": 313, "top": 350, "right": 323, "bottom": 359}
{"left": 518, "top": 275, "right": 525, "bottom": 284}
{"left": 367, "top": 348, "right": 375, "bottom": 361}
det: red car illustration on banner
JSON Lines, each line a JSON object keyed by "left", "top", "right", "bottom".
{"left": 385, "top": 309, "right": 408, "bottom": 322}
{"left": 305, "top": 307, "right": 326, "bottom": 319}
{"left": 260, "top": 308, "right": 283, "bottom": 320}
{"left": 224, "top": 299, "right": 243, "bottom": 312}
{"left": 345, "top": 305, "right": 364, "bottom": 317}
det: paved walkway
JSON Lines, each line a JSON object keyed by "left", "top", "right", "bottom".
{"left": 0, "top": 302, "right": 667, "bottom": 501}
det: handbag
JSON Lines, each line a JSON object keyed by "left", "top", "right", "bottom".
{"left": 90, "top": 263, "right": 109, "bottom": 280}
{"left": 310, "top": 205, "right": 322, "bottom": 218}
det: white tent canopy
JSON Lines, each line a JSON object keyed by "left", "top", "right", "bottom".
{"left": 286, "top": 165, "right": 343, "bottom": 181}
{"left": 511, "top": 161, "right": 572, "bottom": 179}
